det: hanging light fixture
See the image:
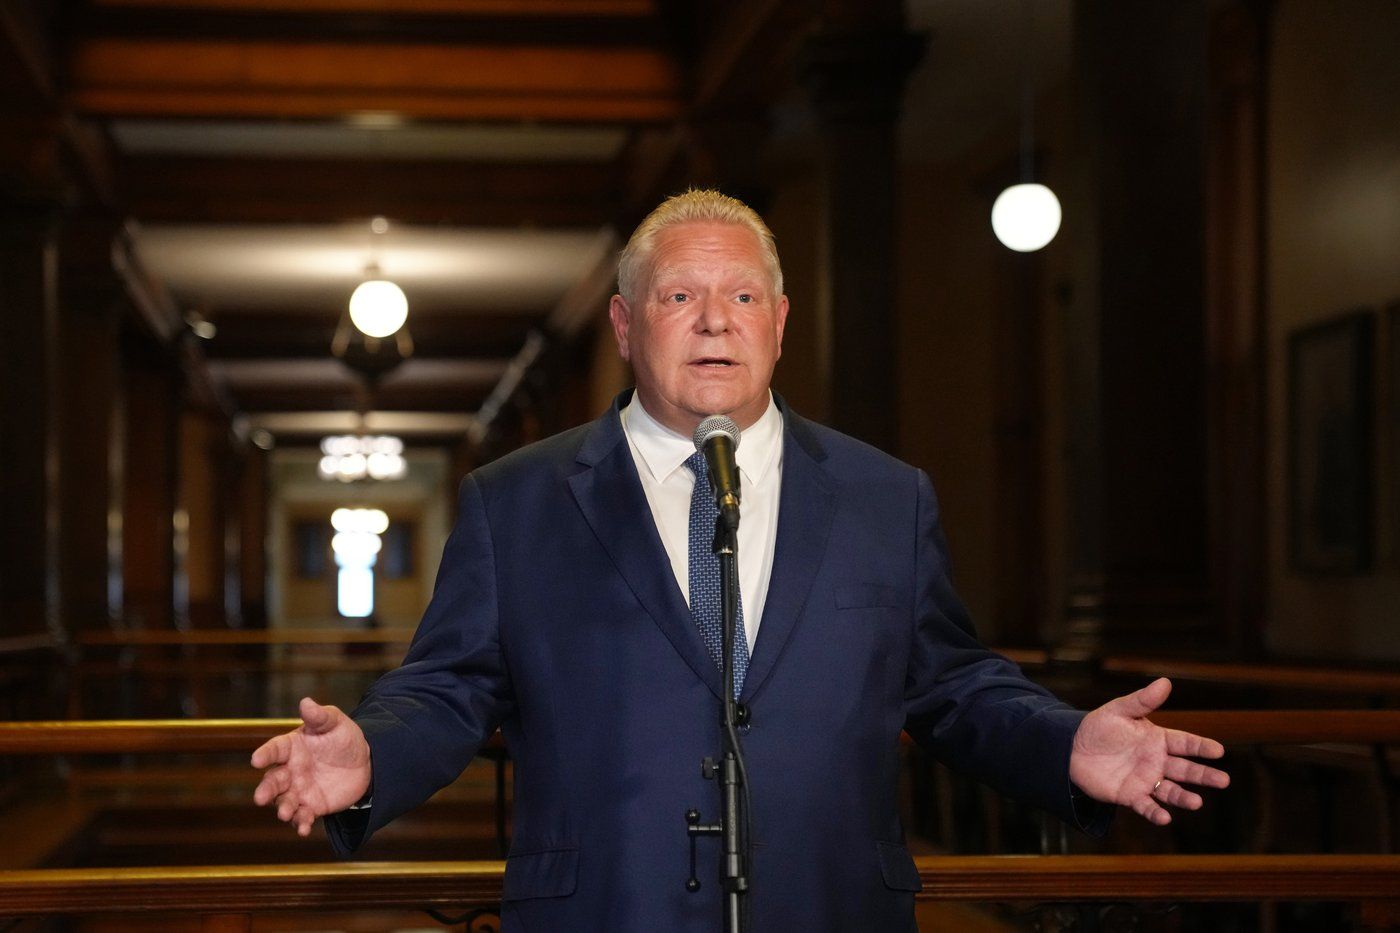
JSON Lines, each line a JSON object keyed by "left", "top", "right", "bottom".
{"left": 992, "top": 1, "right": 1062, "bottom": 253}
{"left": 348, "top": 217, "right": 408, "bottom": 338}
{"left": 349, "top": 267, "right": 409, "bottom": 338}
{"left": 318, "top": 435, "right": 408, "bottom": 482}
{"left": 992, "top": 183, "right": 1062, "bottom": 252}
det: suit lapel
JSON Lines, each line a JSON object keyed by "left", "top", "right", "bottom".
{"left": 567, "top": 397, "right": 724, "bottom": 701}
{"left": 741, "top": 407, "right": 836, "bottom": 703}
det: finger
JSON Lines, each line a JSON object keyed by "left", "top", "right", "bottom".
{"left": 1165, "top": 757, "right": 1231, "bottom": 789}
{"left": 1131, "top": 793, "right": 1172, "bottom": 826}
{"left": 1165, "top": 729, "right": 1226, "bottom": 760}
{"left": 299, "top": 697, "right": 337, "bottom": 734}
{"left": 294, "top": 805, "right": 316, "bottom": 838}
{"left": 277, "top": 793, "right": 299, "bottom": 823}
{"left": 253, "top": 766, "right": 291, "bottom": 807}
{"left": 1153, "top": 778, "right": 1203, "bottom": 811}
{"left": 1108, "top": 677, "right": 1172, "bottom": 719}
{"left": 250, "top": 732, "right": 293, "bottom": 769}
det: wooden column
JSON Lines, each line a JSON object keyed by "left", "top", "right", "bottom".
{"left": 0, "top": 203, "right": 62, "bottom": 641}
{"left": 121, "top": 330, "right": 181, "bottom": 632}
{"left": 237, "top": 444, "right": 269, "bottom": 629}
{"left": 1205, "top": 0, "right": 1271, "bottom": 656}
{"left": 992, "top": 248, "right": 1049, "bottom": 646}
{"left": 799, "top": 25, "right": 924, "bottom": 453}
{"left": 1059, "top": 0, "right": 1214, "bottom": 659}
{"left": 55, "top": 213, "right": 125, "bottom": 633}
{"left": 180, "top": 408, "right": 232, "bottom": 629}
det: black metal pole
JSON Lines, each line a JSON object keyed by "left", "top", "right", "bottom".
{"left": 716, "top": 519, "right": 748, "bottom": 933}
{"left": 684, "top": 511, "right": 751, "bottom": 930}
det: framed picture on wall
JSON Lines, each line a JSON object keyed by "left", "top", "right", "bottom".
{"left": 1288, "top": 311, "right": 1375, "bottom": 574}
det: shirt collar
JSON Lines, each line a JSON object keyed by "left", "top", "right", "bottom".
{"left": 621, "top": 392, "right": 783, "bottom": 488}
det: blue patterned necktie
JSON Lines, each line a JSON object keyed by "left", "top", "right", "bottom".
{"left": 686, "top": 451, "right": 749, "bottom": 698}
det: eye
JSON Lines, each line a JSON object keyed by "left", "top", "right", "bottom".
{"left": 668, "top": 292, "right": 689, "bottom": 303}
{"left": 736, "top": 293, "right": 753, "bottom": 303}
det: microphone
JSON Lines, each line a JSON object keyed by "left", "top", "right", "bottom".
{"left": 692, "top": 414, "right": 741, "bottom": 531}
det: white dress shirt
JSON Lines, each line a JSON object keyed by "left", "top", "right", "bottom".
{"left": 620, "top": 394, "right": 784, "bottom": 652}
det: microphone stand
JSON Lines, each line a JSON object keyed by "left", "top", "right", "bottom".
{"left": 685, "top": 504, "right": 751, "bottom": 933}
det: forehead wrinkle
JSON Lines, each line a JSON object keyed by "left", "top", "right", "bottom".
{"left": 647, "top": 261, "right": 770, "bottom": 292}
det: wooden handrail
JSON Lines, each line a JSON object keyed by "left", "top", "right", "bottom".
{"left": 1149, "top": 709, "right": 1400, "bottom": 744}
{"left": 2, "top": 711, "right": 1398, "bottom": 756}
{"left": 0, "top": 720, "right": 507, "bottom": 755}
{"left": 0, "top": 862, "right": 504, "bottom": 915}
{"left": 0, "top": 856, "right": 1395, "bottom": 915}
{"left": 914, "top": 854, "right": 1400, "bottom": 901}
{"left": 66, "top": 633, "right": 1400, "bottom": 699}
{"left": 0, "top": 720, "right": 300, "bottom": 754}
{"left": 76, "top": 629, "right": 418, "bottom": 647}
{"left": 1103, "top": 655, "right": 1400, "bottom": 696}
{"left": 78, "top": 657, "right": 401, "bottom": 676}
{"left": 0, "top": 633, "right": 63, "bottom": 656}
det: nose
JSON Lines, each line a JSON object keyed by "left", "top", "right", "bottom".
{"left": 694, "top": 294, "right": 733, "bottom": 335}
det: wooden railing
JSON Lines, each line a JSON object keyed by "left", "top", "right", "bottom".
{"left": 991, "top": 647, "right": 1400, "bottom": 700}
{"left": 3, "top": 711, "right": 1399, "bottom": 756}
{"left": 1102, "top": 655, "right": 1400, "bottom": 698}
{"left": 0, "top": 856, "right": 1395, "bottom": 918}
{"left": 1, "top": 715, "right": 1398, "bottom": 926}
{"left": 75, "top": 629, "right": 418, "bottom": 647}
{"left": 59, "top": 631, "right": 1400, "bottom": 695}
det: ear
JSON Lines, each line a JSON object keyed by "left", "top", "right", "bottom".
{"left": 608, "top": 294, "right": 632, "bottom": 361}
{"left": 773, "top": 295, "right": 789, "bottom": 360}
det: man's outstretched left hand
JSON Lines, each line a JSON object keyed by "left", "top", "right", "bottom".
{"left": 1069, "top": 677, "right": 1230, "bottom": 825}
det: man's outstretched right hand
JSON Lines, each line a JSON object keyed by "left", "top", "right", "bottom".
{"left": 251, "top": 697, "right": 372, "bottom": 838}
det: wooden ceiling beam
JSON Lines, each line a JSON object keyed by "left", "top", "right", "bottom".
{"left": 90, "top": 0, "right": 657, "bottom": 16}
{"left": 121, "top": 156, "right": 614, "bottom": 226}
{"left": 203, "top": 311, "right": 540, "bottom": 361}
{"left": 231, "top": 383, "right": 493, "bottom": 414}
{"left": 69, "top": 39, "right": 682, "bottom": 122}
{"left": 76, "top": 4, "right": 665, "bottom": 45}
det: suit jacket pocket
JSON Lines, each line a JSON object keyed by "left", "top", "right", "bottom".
{"left": 502, "top": 846, "right": 579, "bottom": 901}
{"left": 875, "top": 841, "right": 923, "bottom": 892}
{"left": 834, "top": 582, "right": 901, "bottom": 610}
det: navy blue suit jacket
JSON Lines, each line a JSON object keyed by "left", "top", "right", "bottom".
{"left": 329, "top": 392, "right": 1093, "bottom": 931}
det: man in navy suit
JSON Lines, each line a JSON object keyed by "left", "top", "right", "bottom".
{"left": 253, "top": 190, "right": 1228, "bottom": 931}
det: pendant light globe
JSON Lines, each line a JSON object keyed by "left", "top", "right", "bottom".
{"left": 991, "top": 183, "right": 1062, "bottom": 252}
{"left": 349, "top": 279, "right": 409, "bottom": 338}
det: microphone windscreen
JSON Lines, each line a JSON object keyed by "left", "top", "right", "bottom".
{"left": 693, "top": 414, "right": 741, "bottom": 453}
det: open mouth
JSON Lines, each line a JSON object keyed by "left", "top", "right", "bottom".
{"left": 691, "top": 357, "right": 736, "bottom": 367}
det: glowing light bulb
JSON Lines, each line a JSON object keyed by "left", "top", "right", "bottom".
{"left": 348, "top": 280, "right": 408, "bottom": 338}
{"left": 991, "top": 183, "right": 1062, "bottom": 252}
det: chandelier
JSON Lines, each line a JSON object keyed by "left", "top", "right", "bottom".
{"left": 318, "top": 435, "right": 407, "bottom": 483}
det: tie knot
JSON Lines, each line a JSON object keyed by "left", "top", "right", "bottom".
{"left": 685, "top": 450, "right": 708, "bottom": 480}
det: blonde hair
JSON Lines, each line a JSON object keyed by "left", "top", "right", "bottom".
{"left": 617, "top": 188, "right": 783, "bottom": 306}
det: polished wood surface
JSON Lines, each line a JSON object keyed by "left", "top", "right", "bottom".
{"left": 70, "top": 39, "right": 681, "bottom": 122}
{"left": 914, "top": 854, "right": 1400, "bottom": 901}
{"left": 1104, "top": 655, "right": 1400, "bottom": 695}
{"left": 0, "top": 720, "right": 301, "bottom": 754}
{"left": 1149, "top": 709, "right": 1400, "bottom": 744}
{"left": 2, "top": 711, "right": 1396, "bottom": 755}
{"left": 91, "top": 0, "right": 656, "bottom": 13}
{"left": 0, "top": 862, "right": 505, "bottom": 914}
{"left": 76, "top": 628, "right": 418, "bottom": 646}
{"left": 0, "top": 856, "right": 1396, "bottom": 915}
{"left": 0, "top": 720, "right": 509, "bottom": 754}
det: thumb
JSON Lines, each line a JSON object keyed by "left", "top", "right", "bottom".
{"left": 1111, "top": 677, "right": 1172, "bottom": 719}
{"left": 299, "top": 697, "right": 337, "bottom": 734}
